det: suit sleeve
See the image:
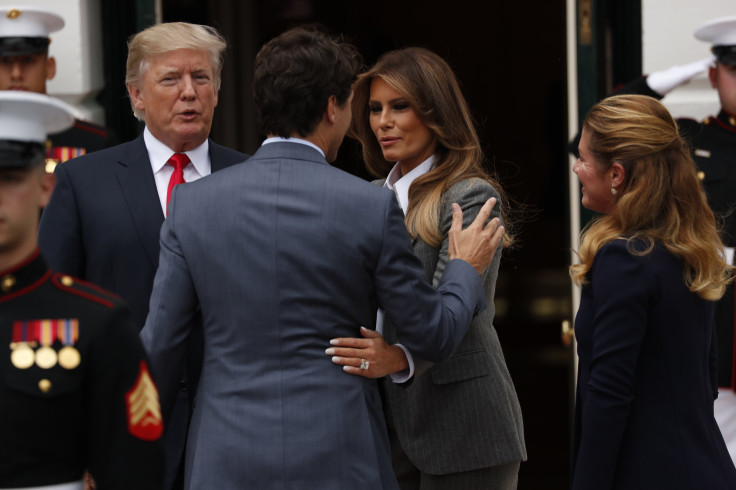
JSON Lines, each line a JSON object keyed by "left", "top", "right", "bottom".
{"left": 86, "top": 304, "right": 164, "bottom": 489}
{"left": 139, "top": 189, "right": 199, "bottom": 421}
{"left": 572, "top": 243, "right": 653, "bottom": 490}
{"left": 374, "top": 193, "right": 486, "bottom": 362}
{"left": 432, "top": 180, "right": 501, "bottom": 288}
{"left": 39, "top": 163, "right": 85, "bottom": 277}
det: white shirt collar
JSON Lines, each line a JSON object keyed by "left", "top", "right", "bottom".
{"left": 384, "top": 155, "right": 435, "bottom": 214}
{"left": 144, "top": 126, "right": 210, "bottom": 176}
{"left": 262, "top": 136, "right": 325, "bottom": 158}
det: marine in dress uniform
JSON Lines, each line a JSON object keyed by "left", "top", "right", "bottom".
{"left": 0, "top": 6, "right": 118, "bottom": 169}
{"left": 586, "top": 15, "right": 736, "bottom": 462}
{"left": 0, "top": 91, "right": 163, "bottom": 490}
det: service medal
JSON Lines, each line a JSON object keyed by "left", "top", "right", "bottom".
{"left": 58, "top": 346, "right": 80, "bottom": 370}
{"left": 35, "top": 345, "right": 57, "bottom": 369}
{"left": 57, "top": 319, "right": 80, "bottom": 370}
{"left": 10, "top": 343, "right": 34, "bottom": 369}
{"left": 34, "top": 319, "right": 58, "bottom": 369}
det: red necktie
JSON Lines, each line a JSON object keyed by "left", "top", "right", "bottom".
{"left": 166, "top": 153, "right": 190, "bottom": 216}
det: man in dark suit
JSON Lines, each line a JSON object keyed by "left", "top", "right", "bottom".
{"left": 0, "top": 6, "right": 118, "bottom": 166}
{"left": 140, "top": 26, "right": 503, "bottom": 489}
{"left": 37, "top": 22, "right": 248, "bottom": 490}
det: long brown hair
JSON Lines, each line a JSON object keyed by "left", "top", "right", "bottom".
{"left": 570, "top": 95, "right": 732, "bottom": 300}
{"left": 351, "top": 47, "right": 513, "bottom": 247}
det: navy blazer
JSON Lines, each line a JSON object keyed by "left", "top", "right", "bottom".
{"left": 573, "top": 239, "right": 736, "bottom": 489}
{"left": 38, "top": 134, "right": 248, "bottom": 328}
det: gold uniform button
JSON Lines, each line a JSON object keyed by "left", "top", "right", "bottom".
{"left": 61, "top": 276, "right": 74, "bottom": 287}
{"left": 1, "top": 275, "right": 16, "bottom": 292}
{"left": 697, "top": 171, "right": 705, "bottom": 181}
{"left": 38, "top": 379, "right": 52, "bottom": 393}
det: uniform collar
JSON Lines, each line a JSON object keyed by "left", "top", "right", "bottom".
{"left": 705, "top": 109, "right": 736, "bottom": 134}
{"left": 718, "top": 109, "right": 736, "bottom": 127}
{"left": 0, "top": 248, "right": 51, "bottom": 301}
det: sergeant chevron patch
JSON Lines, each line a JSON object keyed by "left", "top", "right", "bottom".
{"left": 126, "top": 360, "right": 164, "bottom": 441}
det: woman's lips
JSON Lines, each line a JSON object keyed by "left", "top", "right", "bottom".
{"left": 379, "top": 137, "right": 399, "bottom": 146}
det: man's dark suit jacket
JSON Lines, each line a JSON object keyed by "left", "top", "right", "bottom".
{"left": 37, "top": 134, "right": 248, "bottom": 489}
{"left": 38, "top": 134, "right": 247, "bottom": 328}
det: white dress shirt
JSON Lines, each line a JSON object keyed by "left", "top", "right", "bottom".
{"left": 378, "top": 155, "right": 436, "bottom": 382}
{"left": 145, "top": 127, "right": 212, "bottom": 215}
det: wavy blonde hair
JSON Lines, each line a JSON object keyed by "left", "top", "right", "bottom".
{"left": 350, "top": 47, "right": 513, "bottom": 247}
{"left": 570, "top": 95, "right": 732, "bottom": 300}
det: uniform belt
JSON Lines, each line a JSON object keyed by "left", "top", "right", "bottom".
{"left": 2, "top": 481, "right": 83, "bottom": 490}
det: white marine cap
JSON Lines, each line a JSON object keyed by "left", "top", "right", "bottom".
{"left": 0, "top": 6, "right": 64, "bottom": 55}
{"left": 0, "top": 91, "right": 73, "bottom": 167}
{"left": 694, "top": 15, "right": 736, "bottom": 64}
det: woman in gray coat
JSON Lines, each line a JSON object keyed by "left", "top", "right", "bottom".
{"left": 327, "top": 47, "right": 526, "bottom": 489}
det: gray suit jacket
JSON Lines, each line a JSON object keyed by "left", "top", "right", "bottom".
{"left": 381, "top": 179, "right": 527, "bottom": 475}
{"left": 140, "top": 142, "right": 489, "bottom": 489}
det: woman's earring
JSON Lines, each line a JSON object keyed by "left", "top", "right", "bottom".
{"left": 611, "top": 186, "right": 618, "bottom": 195}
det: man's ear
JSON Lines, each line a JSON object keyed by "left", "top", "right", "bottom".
{"left": 709, "top": 65, "right": 717, "bottom": 89}
{"left": 39, "top": 169, "right": 56, "bottom": 209}
{"left": 127, "top": 83, "right": 145, "bottom": 112}
{"left": 45, "top": 56, "right": 56, "bottom": 82}
{"left": 326, "top": 95, "right": 337, "bottom": 124}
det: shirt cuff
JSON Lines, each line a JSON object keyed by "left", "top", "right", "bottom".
{"left": 389, "top": 344, "right": 414, "bottom": 383}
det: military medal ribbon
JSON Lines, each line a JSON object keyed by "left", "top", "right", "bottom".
{"left": 10, "top": 321, "right": 37, "bottom": 369}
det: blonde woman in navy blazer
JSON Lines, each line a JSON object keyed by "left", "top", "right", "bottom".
{"left": 570, "top": 95, "right": 736, "bottom": 489}
{"left": 328, "top": 47, "right": 526, "bottom": 489}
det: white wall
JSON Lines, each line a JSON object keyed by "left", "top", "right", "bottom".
{"left": 0, "top": 0, "right": 104, "bottom": 123}
{"left": 643, "top": 0, "right": 735, "bottom": 119}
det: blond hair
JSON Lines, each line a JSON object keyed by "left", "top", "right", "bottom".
{"left": 351, "top": 47, "right": 513, "bottom": 247}
{"left": 125, "top": 22, "right": 226, "bottom": 120}
{"left": 570, "top": 95, "right": 732, "bottom": 300}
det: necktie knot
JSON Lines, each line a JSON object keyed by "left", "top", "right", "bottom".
{"left": 168, "top": 152, "right": 190, "bottom": 170}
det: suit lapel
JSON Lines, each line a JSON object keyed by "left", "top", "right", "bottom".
{"left": 114, "top": 135, "right": 165, "bottom": 268}
{"left": 208, "top": 140, "right": 242, "bottom": 170}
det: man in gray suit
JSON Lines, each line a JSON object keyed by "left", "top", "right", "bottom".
{"left": 140, "top": 26, "right": 503, "bottom": 489}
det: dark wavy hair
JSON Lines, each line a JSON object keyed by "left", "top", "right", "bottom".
{"left": 253, "top": 25, "right": 363, "bottom": 138}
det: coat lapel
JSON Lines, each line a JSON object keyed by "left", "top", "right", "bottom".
{"left": 114, "top": 135, "right": 165, "bottom": 268}
{"left": 209, "top": 140, "right": 245, "bottom": 170}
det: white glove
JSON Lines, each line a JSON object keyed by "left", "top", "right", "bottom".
{"left": 646, "top": 56, "right": 715, "bottom": 95}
